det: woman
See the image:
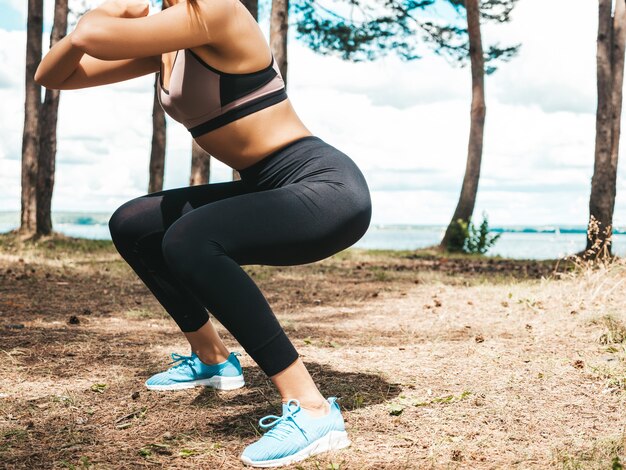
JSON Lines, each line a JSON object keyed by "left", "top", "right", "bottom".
{"left": 34, "top": 0, "right": 372, "bottom": 466}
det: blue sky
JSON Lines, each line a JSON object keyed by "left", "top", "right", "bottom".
{"left": 0, "top": 5, "right": 22, "bottom": 31}
{"left": 0, "top": 0, "right": 624, "bottom": 227}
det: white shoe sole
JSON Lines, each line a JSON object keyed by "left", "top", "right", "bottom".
{"left": 145, "top": 374, "right": 245, "bottom": 391}
{"left": 240, "top": 430, "right": 351, "bottom": 468}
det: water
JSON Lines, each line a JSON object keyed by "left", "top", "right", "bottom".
{"left": 358, "top": 225, "right": 626, "bottom": 259}
{"left": 1, "top": 212, "right": 623, "bottom": 260}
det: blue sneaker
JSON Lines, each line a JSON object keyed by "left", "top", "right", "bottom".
{"left": 145, "top": 351, "right": 245, "bottom": 391}
{"left": 240, "top": 397, "right": 351, "bottom": 467}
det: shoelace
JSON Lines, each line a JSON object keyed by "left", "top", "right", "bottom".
{"left": 258, "top": 399, "right": 307, "bottom": 442}
{"left": 167, "top": 353, "right": 196, "bottom": 371}
{"left": 166, "top": 351, "right": 240, "bottom": 374}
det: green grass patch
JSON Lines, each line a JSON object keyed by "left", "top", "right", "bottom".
{"left": 0, "top": 232, "right": 115, "bottom": 258}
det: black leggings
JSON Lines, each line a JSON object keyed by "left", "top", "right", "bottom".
{"left": 108, "top": 135, "right": 372, "bottom": 377}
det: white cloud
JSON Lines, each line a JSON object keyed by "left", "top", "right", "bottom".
{"left": 483, "top": 0, "right": 597, "bottom": 114}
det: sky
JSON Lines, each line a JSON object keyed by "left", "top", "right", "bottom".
{"left": 0, "top": 0, "right": 624, "bottom": 227}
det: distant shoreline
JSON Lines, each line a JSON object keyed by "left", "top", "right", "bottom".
{"left": 0, "top": 210, "right": 623, "bottom": 234}
{"left": 0, "top": 211, "right": 624, "bottom": 259}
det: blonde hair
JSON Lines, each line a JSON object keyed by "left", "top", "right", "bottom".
{"left": 187, "top": 0, "right": 201, "bottom": 17}
{"left": 162, "top": 0, "right": 208, "bottom": 34}
{"left": 163, "top": 0, "right": 201, "bottom": 16}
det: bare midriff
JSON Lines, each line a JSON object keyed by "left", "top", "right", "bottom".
{"left": 192, "top": 97, "right": 314, "bottom": 171}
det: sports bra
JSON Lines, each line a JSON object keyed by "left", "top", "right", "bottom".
{"left": 157, "top": 47, "right": 288, "bottom": 138}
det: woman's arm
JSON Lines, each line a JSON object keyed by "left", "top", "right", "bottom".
{"left": 34, "top": 2, "right": 153, "bottom": 88}
{"left": 38, "top": 53, "right": 160, "bottom": 90}
{"left": 70, "top": 0, "right": 235, "bottom": 60}
{"left": 35, "top": 0, "right": 234, "bottom": 90}
{"left": 34, "top": 31, "right": 87, "bottom": 88}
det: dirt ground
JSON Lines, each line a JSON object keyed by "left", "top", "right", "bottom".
{"left": 1, "top": 233, "right": 625, "bottom": 469}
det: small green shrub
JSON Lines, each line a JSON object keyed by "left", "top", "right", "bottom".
{"left": 446, "top": 212, "right": 501, "bottom": 255}
{"left": 466, "top": 213, "right": 501, "bottom": 254}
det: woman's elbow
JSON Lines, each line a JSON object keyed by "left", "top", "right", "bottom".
{"left": 33, "top": 66, "right": 43, "bottom": 85}
{"left": 33, "top": 67, "right": 54, "bottom": 88}
{"left": 35, "top": 80, "right": 63, "bottom": 90}
{"left": 33, "top": 67, "right": 64, "bottom": 90}
{"left": 33, "top": 67, "right": 53, "bottom": 88}
{"left": 70, "top": 23, "right": 109, "bottom": 59}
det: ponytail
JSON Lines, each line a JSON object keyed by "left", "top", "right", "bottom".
{"left": 162, "top": 0, "right": 202, "bottom": 18}
{"left": 187, "top": 0, "right": 201, "bottom": 17}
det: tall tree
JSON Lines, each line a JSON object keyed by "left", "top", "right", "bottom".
{"left": 190, "top": 140, "right": 211, "bottom": 185}
{"left": 149, "top": 86, "right": 167, "bottom": 193}
{"left": 149, "top": 0, "right": 167, "bottom": 194}
{"left": 20, "top": 0, "right": 44, "bottom": 236}
{"left": 439, "top": 0, "right": 487, "bottom": 250}
{"left": 36, "top": 0, "right": 69, "bottom": 236}
{"left": 586, "top": 0, "right": 626, "bottom": 258}
{"left": 270, "top": 0, "right": 290, "bottom": 87}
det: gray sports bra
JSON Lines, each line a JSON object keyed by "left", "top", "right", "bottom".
{"left": 157, "top": 48, "right": 288, "bottom": 138}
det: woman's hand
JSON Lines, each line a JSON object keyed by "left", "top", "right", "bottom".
{"left": 71, "top": 0, "right": 153, "bottom": 58}
{"left": 96, "top": 0, "right": 150, "bottom": 18}
{"left": 70, "top": 0, "right": 225, "bottom": 61}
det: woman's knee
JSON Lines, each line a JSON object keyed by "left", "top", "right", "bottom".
{"left": 108, "top": 196, "right": 159, "bottom": 248}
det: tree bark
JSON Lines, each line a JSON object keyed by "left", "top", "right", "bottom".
{"left": 149, "top": 74, "right": 167, "bottom": 193}
{"left": 20, "top": 0, "right": 44, "bottom": 236}
{"left": 190, "top": 140, "right": 211, "bottom": 185}
{"left": 440, "top": 0, "right": 486, "bottom": 251}
{"left": 270, "top": 0, "right": 289, "bottom": 88}
{"left": 36, "top": 0, "right": 69, "bottom": 236}
{"left": 149, "top": 0, "right": 167, "bottom": 194}
{"left": 586, "top": 0, "right": 626, "bottom": 257}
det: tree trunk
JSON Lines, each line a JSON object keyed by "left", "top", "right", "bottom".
{"left": 36, "top": 0, "right": 69, "bottom": 236}
{"left": 586, "top": 0, "right": 626, "bottom": 257}
{"left": 439, "top": 0, "right": 486, "bottom": 251}
{"left": 190, "top": 140, "right": 211, "bottom": 185}
{"left": 229, "top": 0, "right": 260, "bottom": 182}
{"left": 149, "top": 0, "right": 167, "bottom": 194}
{"left": 20, "top": 0, "right": 44, "bottom": 236}
{"left": 270, "top": 0, "right": 289, "bottom": 88}
{"left": 149, "top": 74, "right": 167, "bottom": 193}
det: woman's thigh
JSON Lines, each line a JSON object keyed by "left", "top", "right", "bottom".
{"left": 108, "top": 180, "right": 254, "bottom": 242}
{"left": 161, "top": 179, "right": 372, "bottom": 266}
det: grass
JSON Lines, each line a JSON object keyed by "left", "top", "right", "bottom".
{"left": 0, "top": 231, "right": 114, "bottom": 257}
